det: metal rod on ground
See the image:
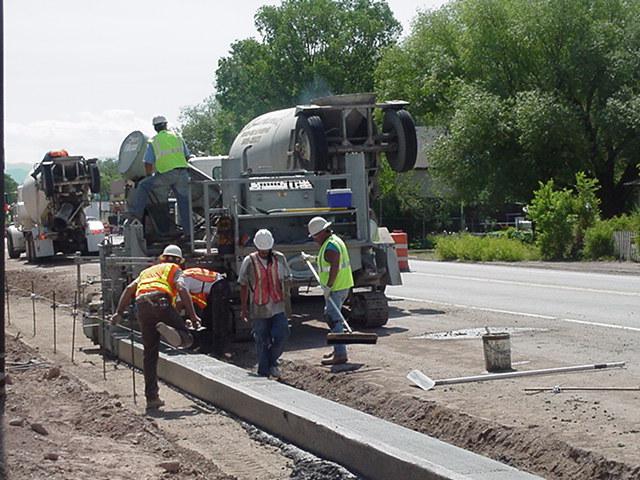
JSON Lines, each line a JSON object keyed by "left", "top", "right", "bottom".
{"left": 524, "top": 386, "right": 640, "bottom": 392}
{"left": 52, "top": 291, "right": 57, "bottom": 354}
{"left": 71, "top": 291, "right": 78, "bottom": 363}
{"left": 408, "top": 362, "right": 626, "bottom": 391}
{"left": 31, "top": 280, "right": 36, "bottom": 336}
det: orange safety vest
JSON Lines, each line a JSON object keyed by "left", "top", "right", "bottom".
{"left": 249, "top": 252, "right": 283, "bottom": 306}
{"left": 135, "top": 263, "right": 180, "bottom": 301}
{"left": 182, "top": 267, "right": 223, "bottom": 309}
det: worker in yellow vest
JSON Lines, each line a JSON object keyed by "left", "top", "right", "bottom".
{"left": 239, "top": 229, "right": 292, "bottom": 378}
{"left": 111, "top": 244, "right": 201, "bottom": 410}
{"left": 130, "top": 116, "right": 193, "bottom": 237}
{"left": 179, "top": 267, "right": 231, "bottom": 356}
{"left": 308, "top": 217, "right": 354, "bottom": 365}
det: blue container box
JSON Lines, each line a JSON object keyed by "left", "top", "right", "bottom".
{"left": 327, "top": 188, "right": 352, "bottom": 208}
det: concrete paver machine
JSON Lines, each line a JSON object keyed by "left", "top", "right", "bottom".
{"left": 98, "top": 93, "right": 417, "bottom": 345}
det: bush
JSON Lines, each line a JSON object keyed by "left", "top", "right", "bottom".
{"left": 434, "top": 234, "right": 539, "bottom": 261}
{"left": 583, "top": 213, "right": 640, "bottom": 259}
{"left": 490, "top": 227, "right": 534, "bottom": 244}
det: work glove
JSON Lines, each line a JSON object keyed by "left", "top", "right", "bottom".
{"left": 300, "top": 252, "right": 316, "bottom": 262}
{"left": 110, "top": 313, "right": 123, "bottom": 325}
{"left": 321, "top": 285, "right": 332, "bottom": 300}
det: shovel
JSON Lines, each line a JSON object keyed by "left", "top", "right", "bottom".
{"left": 408, "top": 361, "right": 626, "bottom": 391}
{"left": 302, "top": 254, "right": 378, "bottom": 345}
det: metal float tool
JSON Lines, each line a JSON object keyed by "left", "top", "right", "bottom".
{"left": 408, "top": 361, "right": 626, "bottom": 391}
{"left": 302, "top": 255, "right": 377, "bottom": 345}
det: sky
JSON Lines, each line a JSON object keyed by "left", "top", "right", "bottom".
{"left": 4, "top": 0, "right": 449, "bottom": 165}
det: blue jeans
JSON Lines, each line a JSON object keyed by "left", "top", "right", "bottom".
{"left": 252, "top": 312, "right": 290, "bottom": 376}
{"left": 324, "top": 289, "right": 350, "bottom": 358}
{"left": 132, "top": 168, "right": 191, "bottom": 233}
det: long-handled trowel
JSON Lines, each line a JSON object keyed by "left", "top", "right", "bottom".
{"left": 302, "top": 254, "right": 378, "bottom": 345}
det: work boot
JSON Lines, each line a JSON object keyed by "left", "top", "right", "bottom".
{"left": 322, "top": 351, "right": 334, "bottom": 359}
{"left": 157, "top": 322, "right": 185, "bottom": 348}
{"left": 269, "top": 366, "right": 282, "bottom": 379}
{"left": 146, "top": 397, "right": 165, "bottom": 410}
{"left": 321, "top": 355, "right": 348, "bottom": 366}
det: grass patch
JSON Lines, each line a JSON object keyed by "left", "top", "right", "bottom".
{"left": 435, "top": 234, "right": 540, "bottom": 262}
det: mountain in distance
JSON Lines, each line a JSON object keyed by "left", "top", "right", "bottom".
{"left": 5, "top": 163, "right": 34, "bottom": 184}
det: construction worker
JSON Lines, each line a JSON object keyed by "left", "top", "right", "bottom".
{"left": 130, "top": 116, "right": 192, "bottom": 236}
{"left": 307, "top": 216, "right": 354, "bottom": 365}
{"left": 111, "top": 244, "right": 201, "bottom": 410}
{"left": 239, "top": 229, "right": 291, "bottom": 378}
{"left": 179, "top": 267, "right": 231, "bottom": 356}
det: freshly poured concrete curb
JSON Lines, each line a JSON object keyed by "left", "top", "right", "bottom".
{"left": 117, "top": 338, "right": 541, "bottom": 480}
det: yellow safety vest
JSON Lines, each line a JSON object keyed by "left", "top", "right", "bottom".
{"left": 151, "top": 130, "right": 189, "bottom": 174}
{"left": 135, "top": 263, "right": 180, "bottom": 301}
{"left": 317, "top": 234, "right": 354, "bottom": 291}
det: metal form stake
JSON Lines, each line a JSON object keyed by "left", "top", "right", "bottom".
{"left": 5, "top": 274, "right": 10, "bottom": 325}
{"left": 128, "top": 305, "right": 137, "bottom": 405}
{"left": 71, "top": 291, "right": 78, "bottom": 363}
{"left": 52, "top": 291, "right": 57, "bottom": 354}
{"left": 101, "top": 304, "right": 106, "bottom": 380}
{"left": 31, "top": 281, "right": 36, "bottom": 336}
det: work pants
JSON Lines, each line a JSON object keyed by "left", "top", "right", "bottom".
{"left": 252, "top": 312, "right": 290, "bottom": 376}
{"left": 136, "top": 294, "right": 192, "bottom": 400}
{"left": 324, "top": 289, "right": 350, "bottom": 358}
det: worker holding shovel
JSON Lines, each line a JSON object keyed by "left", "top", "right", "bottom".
{"left": 307, "top": 217, "right": 354, "bottom": 365}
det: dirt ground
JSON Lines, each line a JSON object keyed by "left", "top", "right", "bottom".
{"left": 4, "top": 254, "right": 640, "bottom": 479}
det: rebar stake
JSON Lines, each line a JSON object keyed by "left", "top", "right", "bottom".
{"left": 101, "top": 305, "right": 106, "bottom": 380}
{"left": 5, "top": 275, "right": 10, "bottom": 325}
{"left": 31, "top": 281, "right": 36, "bottom": 336}
{"left": 71, "top": 292, "right": 78, "bottom": 363}
{"left": 128, "top": 306, "right": 137, "bottom": 405}
{"left": 52, "top": 291, "right": 57, "bottom": 354}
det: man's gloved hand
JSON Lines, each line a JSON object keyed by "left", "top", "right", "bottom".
{"left": 110, "top": 313, "right": 123, "bottom": 325}
{"left": 321, "top": 285, "right": 332, "bottom": 300}
{"left": 300, "top": 252, "right": 316, "bottom": 262}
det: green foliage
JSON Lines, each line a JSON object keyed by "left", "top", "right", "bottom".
{"left": 583, "top": 213, "right": 640, "bottom": 259}
{"left": 180, "top": 0, "right": 401, "bottom": 154}
{"left": 527, "top": 172, "right": 601, "bottom": 260}
{"left": 4, "top": 173, "right": 19, "bottom": 203}
{"left": 97, "top": 158, "right": 119, "bottom": 200}
{"left": 490, "top": 227, "right": 534, "bottom": 244}
{"left": 435, "top": 234, "right": 539, "bottom": 262}
{"left": 375, "top": 0, "right": 640, "bottom": 217}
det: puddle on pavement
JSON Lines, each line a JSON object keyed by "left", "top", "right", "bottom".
{"left": 412, "top": 326, "right": 548, "bottom": 340}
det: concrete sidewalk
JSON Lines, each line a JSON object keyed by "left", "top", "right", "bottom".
{"left": 117, "top": 338, "right": 542, "bottom": 480}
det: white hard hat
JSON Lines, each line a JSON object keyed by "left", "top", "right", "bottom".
{"left": 152, "top": 115, "right": 168, "bottom": 126}
{"left": 161, "top": 244, "right": 183, "bottom": 259}
{"left": 253, "top": 229, "right": 274, "bottom": 250}
{"left": 308, "top": 216, "right": 332, "bottom": 237}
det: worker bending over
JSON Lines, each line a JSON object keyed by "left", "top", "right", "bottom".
{"left": 239, "top": 229, "right": 292, "bottom": 378}
{"left": 111, "top": 244, "right": 201, "bottom": 410}
{"left": 308, "top": 217, "right": 354, "bottom": 366}
{"left": 130, "top": 116, "right": 192, "bottom": 236}
{"left": 179, "top": 267, "right": 231, "bottom": 356}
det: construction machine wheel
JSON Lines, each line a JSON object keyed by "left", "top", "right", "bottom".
{"left": 7, "top": 233, "right": 20, "bottom": 259}
{"left": 349, "top": 291, "right": 389, "bottom": 328}
{"left": 295, "top": 115, "right": 329, "bottom": 171}
{"left": 89, "top": 163, "right": 101, "bottom": 194}
{"left": 42, "top": 162, "right": 55, "bottom": 197}
{"left": 382, "top": 109, "right": 417, "bottom": 173}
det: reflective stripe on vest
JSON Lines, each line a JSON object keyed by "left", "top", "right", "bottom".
{"left": 249, "top": 252, "right": 283, "bottom": 306}
{"left": 317, "top": 234, "right": 354, "bottom": 291}
{"left": 151, "top": 130, "right": 189, "bottom": 174}
{"left": 182, "top": 267, "right": 223, "bottom": 309}
{"left": 135, "top": 263, "right": 180, "bottom": 301}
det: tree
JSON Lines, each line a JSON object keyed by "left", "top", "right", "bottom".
{"left": 181, "top": 0, "right": 401, "bottom": 154}
{"left": 4, "top": 173, "right": 19, "bottom": 204}
{"left": 375, "top": 0, "right": 640, "bottom": 217}
{"left": 98, "top": 158, "right": 119, "bottom": 200}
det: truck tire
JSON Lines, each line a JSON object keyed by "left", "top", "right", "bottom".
{"left": 26, "top": 235, "right": 35, "bottom": 263}
{"left": 89, "top": 163, "right": 101, "bottom": 194}
{"left": 382, "top": 109, "right": 417, "bottom": 172}
{"left": 295, "top": 115, "right": 329, "bottom": 172}
{"left": 42, "top": 162, "right": 55, "bottom": 197}
{"left": 7, "top": 234, "right": 20, "bottom": 259}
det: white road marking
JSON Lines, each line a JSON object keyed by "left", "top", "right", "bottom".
{"left": 407, "top": 271, "right": 640, "bottom": 297}
{"left": 389, "top": 295, "right": 640, "bottom": 333}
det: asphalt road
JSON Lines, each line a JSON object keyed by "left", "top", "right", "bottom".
{"left": 388, "top": 260, "right": 640, "bottom": 333}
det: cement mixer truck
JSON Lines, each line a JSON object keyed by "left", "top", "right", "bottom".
{"left": 6, "top": 150, "right": 105, "bottom": 261}
{"left": 95, "top": 93, "right": 416, "bottom": 351}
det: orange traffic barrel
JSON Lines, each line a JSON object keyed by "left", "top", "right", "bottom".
{"left": 390, "top": 230, "right": 410, "bottom": 272}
